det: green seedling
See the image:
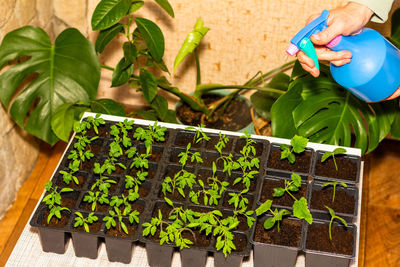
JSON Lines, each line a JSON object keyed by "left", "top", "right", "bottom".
{"left": 162, "top": 169, "right": 196, "bottom": 197}
{"left": 74, "top": 212, "right": 98, "bottom": 233}
{"left": 83, "top": 190, "right": 109, "bottom": 212}
{"left": 206, "top": 162, "right": 230, "bottom": 196}
{"left": 273, "top": 173, "right": 313, "bottom": 224}
{"left": 280, "top": 135, "right": 309, "bottom": 164}
{"left": 134, "top": 121, "right": 167, "bottom": 152}
{"left": 189, "top": 179, "right": 220, "bottom": 206}
{"left": 321, "top": 148, "right": 347, "bottom": 171}
{"left": 214, "top": 133, "right": 239, "bottom": 175}
{"left": 42, "top": 181, "right": 73, "bottom": 223}
{"left": 110, "top": 119, "right": 134, "bottom": 148}
{"left": 255, "top": 200, "right": 291, "bottom": 232}
{"left": 59, "top": 160, "right": 80, "bottom": 185}
{"left": 103, "top": 206, "right": 140, "bottom": 235}
{"left": 179, "top": 143, "right": 203, "bottom": 166}
{"left": 85, "top": 114, "right": 105, "bottom": 135}
{"left": 233, "top": 132, "right": 259, "bottom": 190}
{"left": 228, "top": 188, "right": 250, "bottom": 210}
{"left": 92, "top": 163, "right": 117, "bottom": 194}
{"left": 325, "top": 206, "right": 348, "bottom": 240}
{"left": 186, "top": 124, "right": 210, "bottom": 144}
{"left": 321, "top": 181, "right": 348, "bottom": 203}
{"left": 125, "top": 171, "right": 147, "bottom": 189}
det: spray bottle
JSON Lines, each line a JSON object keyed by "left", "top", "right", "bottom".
{"left": 286, "top": 10, "right": 400, "bottom": 102}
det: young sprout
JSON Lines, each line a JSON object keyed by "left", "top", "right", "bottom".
{"left": 273, "top": 173, "right": 313, "bottom": 224}
{"left": 186, "top": 124, "right": 210, "bottom": 144}
{"left": 92, "top": 163, "right": 117, "bottom": 194}
{"left": 103, "top": 206, "right": 140, "bottom": 235}
{"left": 134, "top": 121, "right": 166, "bottom": 152}
{"left": 83, "top": 191, "right": 109, "bottom": 211}
{"left": 321, "top": 148, "right": 347, "bottom": 171}
{"left": 321, "top": 181, "right": 348, "bottom": 203}
{"left": 41, "top": 181, "right": 73, "bottom": 223}
{"left": 255, "top": 200, "right": 291, "bottom": 232}
{"left": 74, "top": 212, "right": 98, "bottom": 233}
{"left": 280, "top": 135, "right": 309, "bottom": 164}
{"left": 325, "top": 206, "right": 348, "bottom": 240}
{"left": 179, "top": 143, "right": 203, "bottom": 166}
{"left": 85, "top": 113, "right": 105, "bottom": 135}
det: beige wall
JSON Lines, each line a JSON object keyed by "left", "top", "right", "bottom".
{"left": 0, "top": 0, "right": 400, "bottom": 217}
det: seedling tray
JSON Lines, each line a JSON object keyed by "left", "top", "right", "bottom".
{"left": 28, "top": 112, "right": 364, "bottom": 267}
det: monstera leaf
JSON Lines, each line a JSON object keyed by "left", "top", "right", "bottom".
{"left": 271, "top": 69, "right": 396, "bottom": 154}
{"left": 0, "top": 26, "right": 100, "bottom": 145}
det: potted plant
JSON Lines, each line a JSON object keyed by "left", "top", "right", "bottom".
{"left": 28, "top": 112, "right": 363, "bottom": 266}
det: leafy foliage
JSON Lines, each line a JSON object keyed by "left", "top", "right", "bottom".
{"left": 280, "top": 135, "right": 309, "bottom": 164}
{"left": 273, "top": 173, "right": 312, "bottom": 224}
{"left": 0, "top": 26, "right": 100, "bottom": 145}
{"left": 255, "top": 200, "right": 291, "bottom": 232}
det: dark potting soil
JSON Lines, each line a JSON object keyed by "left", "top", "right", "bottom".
{"left": 315, "top": 156, "right": 358, "bottom": 181}
{"left": 80, "top": 201, "right": 110, "bottom": 213}
{"left": 57, "top": 173, "right": 87, "bottom": 189}
{"left": 254, "top": 218, "right": 302, "bottom": 247}
{"left": 61, "top": 197, "right": 77, "bottom": 209}
{"left": 196, "top": 169, "right": 226, "bottom": 184}
{"left": 202, "top": 152, "right": 224, "bottom": 169}
{"left": 267, "top": 149, "right": 312, "bottom": 173}
{"left": 306, "top": 223, "right": 354, "bottom": 255}
{"left": 131, "top": 202, "right": 145, "bottom": 214}
{"left": 42, "top": 211, "right": 69, "bottom": 228}
{"left": 86, "top": 123, "right": 111, "bottom": 138}
{"left": 81, "top": 158, "right": 97, "bottom": 172}
{"left": 174, "top": 132, "right": 203, "bottom": 148}
{"left": 176, "top": 95, "right": 252, "bottom": 131}
{"left": 75, "top": 221, "right": 102, "bottom": 233}
{"left": 129, "top": 165, "right": 157, "bottom": 179}
{"left": 311, "top": 188, "right": 355, "bottom": 214}
{"left": 234, "top": 139, "right": 264, "bottom": 157}
{"left": 222, "top": 193, "right": 254, "bottom": 209}
{"left": 182, "top": 230, "right": 210, "bottom": 247}
{"left": 259, "top": 179, "right": 307, "bottom": 207}
{"left": 159, "top": 189, "right": 187, "bottom": 202}
{"left": 123, "top": 185, "right": 150, "bottom": 198}
{"left": 232, "top": 233, "right": 247, "bottom": 252}
{"left": 152, "top": 202, "right": 183, "bottom": 219}
{"left": 138, "top": 146, "right": 164, "bottom": 162}
{"left": 205, "top": 135, "right": 233, "bottom": 152}
{"left": 106, "top": 222, "right": 136, "bottom": 238}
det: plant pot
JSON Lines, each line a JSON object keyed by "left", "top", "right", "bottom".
{"left": 145, "top": 242, "right": 174, "bottom": 267}
{"left": 180, "top": 248, "right": 208, "bottom": 267}
{"left": 252, "top": 215, "right": 303, "bottom": 267}
{"left": 34, "top": 207, "right": 71, "bottom": 254}
{"left": 104, "top": 237, "right": 133, "bottom": 263}
{"left": 312, "top": 150, "right": 361, "bottom": 184}
{"left": 29, "top": 112, "right": 363, "bottom": 266}
{"left": 71, "top": 232, "right": 100, "bottom": 259}
{"left": 303, "top": 219, "right": 356, "bottom": 267}
{"left": 175, "top": 90, "right": 255, "bottom": 133}
{"left": 309, "top": 181, "right": 358, "bottom": 223}
{"left": 213, "top": 252, "right": 243, "bottom": 267}
{"left": 266, "top": 143, "right": 315, "bottom": 176}
{"left": 70, "top": 212, "right": 103, "bottom": 259}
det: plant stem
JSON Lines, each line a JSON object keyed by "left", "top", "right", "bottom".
{"left": 329, "top": 218, "right": 333, "bottom": 240}
{"left": 333, "top": 156, "right": 338, "bottom": 171}
{"left": 101, "top": 64, "right": 114, "bottom": 71}
{"left": 332, "top": 184, "right": 336, "bottom": 203}
{"left": 194, "top": 48, "right": 201, "bottom": 86}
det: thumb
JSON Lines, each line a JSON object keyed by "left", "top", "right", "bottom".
{"left": 311, "top": 21, "right": 344, "bottom": 45}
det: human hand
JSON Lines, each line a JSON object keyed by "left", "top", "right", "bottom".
{"left": 297, "top": 2, "right": 374, "bottom": 77}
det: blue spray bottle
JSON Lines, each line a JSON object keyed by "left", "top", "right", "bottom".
{"left": 287, "top": 10, "right": 400, "bottom": 102}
